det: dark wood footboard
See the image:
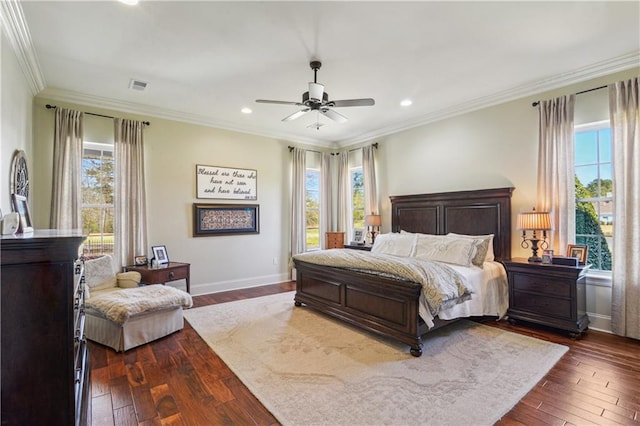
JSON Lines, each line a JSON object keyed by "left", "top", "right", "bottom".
{"left": 293, "top": 259, "right": 430, "bottom": 356}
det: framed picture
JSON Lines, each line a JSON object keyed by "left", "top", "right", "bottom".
{"left": 193, "top": 203, "right": 259, "bottom": 237}
{"left": 352, "top": 228, "right": 365, "bottom": 245}
{"left": 134, "top": 255, "right": 148, "bottom": 266}
{"left": 566, "top": 244, "right": 588, "bottom": 264}
{"left": 151, "top": 245, "right": 169, "bottom": 265}
{"left": 541, "top": 249, "right": 554, "bottom": 265}
{"left": 11, "top": 194, "right": 33, "bottom": 233}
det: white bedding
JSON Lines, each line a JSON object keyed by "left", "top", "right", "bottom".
{"left": 419, "top": 261, "right": 509, "bottom": 328}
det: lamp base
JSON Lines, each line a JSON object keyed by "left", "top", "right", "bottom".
{"left": 528, "top": 255, "right": 542, "bottom": 263}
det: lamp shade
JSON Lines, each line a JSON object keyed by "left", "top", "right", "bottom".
{"left": 516, "top": 210, "right": 552, "bottom": 230}
{"left": 365, "top": 214, "right": 382, "bottom": 227}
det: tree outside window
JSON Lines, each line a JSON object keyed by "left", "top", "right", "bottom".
{"left": 351, "top": 168, "right": 364, "bottom": 230}
{"left": 575, "top": 125, "right": 613, "bottom": 271}
{"left": 305, "top": 169, "right": 320, "bottom": 250}
{"left": 82, "top": 143, "right": 114, "bottom": 256}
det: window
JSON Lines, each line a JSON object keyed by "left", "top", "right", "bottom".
{"left": 351, "top": 167, "right": 365, "bottom": 231}
{"left": 305, "top": 169, "right": 320, "bottom": 250}
{"left": 574, "top": 121, "right": 613, "bottom": 271}
{"left": 82, "top": 142, "right": 114, "bottom": 256}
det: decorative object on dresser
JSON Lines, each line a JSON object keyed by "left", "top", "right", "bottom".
{"left": 10, "top": 149, "right": 29, "bottom": 199}
{"left": 1, "top": 230, "right": 90, "bottom": 425}
{"left": 325, "top": 231, "right": 344, "bottom": 249}
{"left": 566, "top": 244, "right": 588, "bottom": 264}
{"left": 293, "top": 187, "right": 514, "bottom": 357}
{"left": 504, "top": 257, "right": 589, "bottom": 337}
{"left": 124, "top": 261, "right": 191, "bottom": 293}
{"left": 516, "top": 208, "right": 552, "bottom": 262}
{"left": 365, "top": 213, "right": 381, "bottom": 244}
{"left": 84, "top": 255, "right": 193, "bottom": 352}
{"left": 351, "top": 227, "right": 365, "bottom": 245}
{"left": 10, "top": 193, "right": 33, "bottom": 233}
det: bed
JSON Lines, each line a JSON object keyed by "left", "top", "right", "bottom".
{"left": 292, "top": 187, "right": 514, "bottom": 357}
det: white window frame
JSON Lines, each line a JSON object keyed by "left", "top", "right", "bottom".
{"left": 574, "top": 120, "right": 613, "bottom": 279}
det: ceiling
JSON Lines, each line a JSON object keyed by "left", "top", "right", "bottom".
{"left": 10, "top": 1, "right": 640, "bottom": 148}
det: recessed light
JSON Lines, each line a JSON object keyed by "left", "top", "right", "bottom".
{"left": 400, "top": 99, "right": 413, "bottom": 107}
{"left": 241, "top": 107, "right": 252, "bottom": 114}
{"left": 118, "top": 0, "right": 139, "bottom": 5}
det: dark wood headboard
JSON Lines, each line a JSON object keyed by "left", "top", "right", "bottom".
{"left": 390, "top": 187, "right": 514, "bottom": 261}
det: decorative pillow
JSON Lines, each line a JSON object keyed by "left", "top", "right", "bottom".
{"left": 447, "top": 233, "right": 495, "bottom": 262}
{"left": 84, "top": 255, "right": 117, "bottom": 291}
{"left": 371, "top": 233, "right": 417, "bottom": 257}
{"left": 117, "top": 271, "right": 142, "bottom": 288}
{"left": 413, "top": 234, "right": 477, "bottom": 267}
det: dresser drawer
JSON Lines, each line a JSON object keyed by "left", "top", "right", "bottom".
{"left": 512, "top": 291, "right": 572, "bottom": 320}
{"left": 512, "top": 273, "right": 571, "bottom": 297}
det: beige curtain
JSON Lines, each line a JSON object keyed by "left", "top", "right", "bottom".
{"left": 336, "top": 151, "right": 353, "bottom": 244}
{"left": 291, "top": 147, "right": 306, "bottom": 258}
{"left": 610, "top": 77, "right": 640, "bottom": 339}
{"left": 362, "top": 144, "right": 379, "bottom": 217}
{"left": 50, "top": 108, "right": 84, "bottom": 230}
{"left": 320, "top": 152, "right": 333, "bottom": 249}
{"left": 114, "top": 119, "right": 148, "bottom": 270}
{"left": 536, "top": 95, "right": 575, "bottom": 253}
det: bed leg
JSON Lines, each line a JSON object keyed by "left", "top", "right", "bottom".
{"left": 410, "top": 344, "right": 423, "bottom": 357}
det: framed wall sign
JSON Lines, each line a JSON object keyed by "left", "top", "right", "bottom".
{"left": 196, "top": 164, "right": 257, "bottom": 200}
{"left": 193, "top": 204, "right": 259, "bottom": 237}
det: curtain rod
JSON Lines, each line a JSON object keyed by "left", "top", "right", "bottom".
{"left": 531, "top": 85, "right": 607, "bottom": 107}
{"left": 288, "top": 142, "right": 378, "bottom": 154}
{"left": 45, "top": 104, "right": 151, "bottom": 126}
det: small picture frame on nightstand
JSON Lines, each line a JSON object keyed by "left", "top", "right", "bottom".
{"left": 541, "top": 249, "right": 553, "bottom": 264}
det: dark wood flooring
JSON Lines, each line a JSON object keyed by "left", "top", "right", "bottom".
{"left": 89, "top": 282, "right": 640, "bottom": 425}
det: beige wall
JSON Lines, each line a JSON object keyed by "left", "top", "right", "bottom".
{"left": 1, "top": 30, "right": 34, "bottom": 216}
{"left": 32, "top": 97, "right": 292, "bottom": 294}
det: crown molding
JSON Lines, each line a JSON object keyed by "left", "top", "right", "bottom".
{"left": 37, "top": 87, "right": 337, "bottom": 149}
{"left": 0, "top": 0, "right": 45, "bottom": 95}
{"left": 337, "top": 51, "right": 640, "bottom": 147}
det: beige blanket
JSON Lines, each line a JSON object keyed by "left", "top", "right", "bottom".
{"left": 293, "top": 249, "right": 470, "bottom": 315}
{"left": 85, "top": 284, "right": 193, "bottom": 325}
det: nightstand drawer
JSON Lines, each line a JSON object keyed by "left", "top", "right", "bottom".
{"left": 512, "top": 273, "right": 570, "bottom": 297}
{"left": 512, "top": 291, "right": 572, "bottom": 319}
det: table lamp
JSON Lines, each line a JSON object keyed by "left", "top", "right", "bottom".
{"left": 516, "top": 209, "right": 552, "bottom": 262}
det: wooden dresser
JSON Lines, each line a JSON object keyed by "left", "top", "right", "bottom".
{"left": 325, "top": 232, "right": 345, "bottom": 249}
{"left": 504, "top": 257, "right": 589, "bottom": 337}
{"left": 1, "top": 230, "right": 90, "bottom": 425}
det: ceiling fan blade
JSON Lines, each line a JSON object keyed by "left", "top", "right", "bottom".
{"left": 329, "top": 98, "right": 375, "bottom": 108}
{"left": 282, "top": 109, "right": 310, "bottom": 122}
{"left": 256, "top": 99, "right": 302, "bottom": 106}
{"left": 320, "top": 108, "right": 348, "bottom": 123}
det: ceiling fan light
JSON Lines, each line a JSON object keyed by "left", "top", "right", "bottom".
{"left": 308, "top": 83, "right": 324, "bottom": 102}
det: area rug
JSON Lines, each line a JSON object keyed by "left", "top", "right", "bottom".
{"left": 184, "top": 292, "right": 568, "bottom": 426}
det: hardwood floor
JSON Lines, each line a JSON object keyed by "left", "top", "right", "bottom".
{"left": 90, "top": 282, "right": 640, "bottom": 425}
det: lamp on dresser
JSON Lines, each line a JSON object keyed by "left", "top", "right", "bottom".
{"left": 365, "top": 213, "right": 381, "bottom": 245}
{"left": 516, "top": 208, "right": 552, "bottom": 262}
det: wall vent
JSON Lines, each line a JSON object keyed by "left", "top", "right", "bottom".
{"left": 129, "top": 79, "right": 148, "bottom": 91}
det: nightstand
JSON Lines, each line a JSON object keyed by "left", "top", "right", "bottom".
{"left": 124, "top": 262, "right": 191, "bottom": 293}
{"left": 343, "top": 244, "right": 372, "bottom": 251}
{"left": 503, "top": 258, "right": 589, "bottom": 337}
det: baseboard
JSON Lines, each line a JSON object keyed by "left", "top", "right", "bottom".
{"left": 586, "top": 311, "right": 612, "bottom": 333}
{"left": 190, "top": 272, "right": 291, "bottom": 296}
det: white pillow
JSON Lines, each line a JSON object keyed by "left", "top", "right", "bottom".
{"left": 414, "top": 234, "right": 477, "bottom": 267}
{"left": 371, "top": 233, "right": 417, "bottom": 257}
{"left": 84, "top": 255, "right": 117, "bottom": 291}
{"left": 447, "top": 233, "right": 495, "bottom": 262}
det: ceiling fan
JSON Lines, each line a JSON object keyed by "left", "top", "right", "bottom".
{"left": 256, "top": 61, "right": 375, "bottom": 124}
